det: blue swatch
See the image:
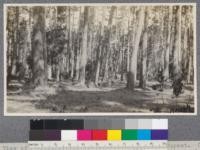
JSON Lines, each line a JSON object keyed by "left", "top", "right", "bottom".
{"left": 137, "top": 130, "right": 151, "bottom": 140}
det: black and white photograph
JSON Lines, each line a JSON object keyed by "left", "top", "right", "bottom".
{"left": 4, "top": 4, "right": 196, "bottom": 115}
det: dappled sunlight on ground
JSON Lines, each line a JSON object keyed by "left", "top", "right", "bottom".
{"left": 7, "top": 80, "right": 194, "bottom": 113}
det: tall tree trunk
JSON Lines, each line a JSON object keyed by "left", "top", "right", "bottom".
{"left": 159, "top": 8, "right": 165, "bottom": 69}
{"left": 127, "top": 7, "right": 145, "bottom": 90}
{"left": 27, "top": 7, "right": 33, "bottom": 79}
{"left": 7, "top": 10, "right": 15, "bottom": 85}
{"left": 74, "top": 32, "right": 80, "bottom": 81}
{"left": 32, "top": 6, "right": 47, "bottom": 87}
{"left": 68, "top": 7, "right": 74, "bottom": 79}
{"left": 64, "top": 7, "right": 69, "bottom": 77}
{"left": 120, "top": 32, "right": 125, "bottom": 81}
{"left": 56, "top": 58, "right": 60, "bottom": 82}
{"left": 178, "top": 6, "right": 182, "bottom": 63}
{"left": 139, "top": 8, "right": 148, "bottom": 89}
{"left": 173, "top": 6, "right": 181, "bottom": 76}
{"left": 43, "top": 8, "right": 48, "bottom": 82}
{"left": 79, "top": 6, "right": 89, "bottom": 85}
{"left": 7, "top": 32, "right": 12, "bottom": 86}
{"left": 95, "top": 24, "right": 103, "bottom": 86}
{"left": 121, "top": 49, "right": 124, "bottom": 81}
{"left": 164, "top": 6, "right": 172, "bottom": 79}
{"left": 182, "top": 7, "right": 188, "bottom": 79}
{"left": 187, "top": 22, "right": 193, "bottom": 83}
{"left": 127, "top": 42, "right": 130, "bottom": 73}
{"left": 95, "top": 46, "right": 101, "bottom": 86}
{"left": 103, "top": 6, "right": 116, "bottom": 82}
{"left": 11, "top": 7, "right": 19, "bottom": 76}
{"left": 54, "top": 6, "right": 62, "bottom": 81}
{"left": 183, "top": 23, "right": 188, "bottom": 72}
{"left": 139, "top": 31, "right": 147, "bottom": 89}
{"left": 74, "top": 8, "right": 82, "bottom": 81}
{"left": 187, "top": 51, "right": 192, "bottom": 83}
{"left": 127, "top": 21, "right": 130, "bottom": 73}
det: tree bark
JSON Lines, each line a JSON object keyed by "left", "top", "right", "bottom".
{"left": 178, "top": 6, "right": 182, "bottom": 63}
{"left": 164, "top": 6, "right": 172, "bottom": 79}
{"left": 27, "top": 7, "right": 32, "bottom": 79}
{"left": 121, "top": 49, "right": 124, "bottom": 81}
{"left": 32, "top": 6, "right": 47, "bottom": 86}
{"left": 103, "top": 6, "right": 116, "bottom": 82}
{"left": 127, "top": 21, "right": 130, "bottom": 73}
{"left": 127, "top": 7, "right": 145, "bottom": 90}
{"left": 56, "top": 60, "right": 60, "bottom": 82}
{"left": 127, "top": 42, "right": 130, "bottom": 73}
{"left": 11, "top": 7, "right": 19, "bottom": 76}
{"left": 64, "top": 7, "right": 69, "bottom": 76}
{"left": 187, "top": 51, "right": 192, "bottom": 83}
{"left": 68, "top": 7, "right": 74, "bottom": 79}
{"left": 159, "top": 8, "right": 165, "bottom": 70}
{"left": 173, "top": 6, "right": 181, "bottom": 76}
{"left": 95, "top": 24, "right": 103, "bottom": 86}
{"left": 74, "top": 8, "right": 82, "bottom": 81}
{"left": 183, "top": 21, "right": 188, "bottom": 72}
{"left": 120, "top": 32, "right": 126, "bottom": 81}
{"left": 139, "top": 16, "right": 148, "bottom": 89}
{"left": 79, "top": 6, "right": 89, "bottom": 85}
{"left": 43, "top": 8, "right": 48, "bottom": 82}
{"left": 7, "top": 30, "right": 12, "bottom": 85}
{"left": 74, "top": 32, "right": 80, "bottom": 81}
{"left": 187, "top": 22, "right": 193, "bottom": 83}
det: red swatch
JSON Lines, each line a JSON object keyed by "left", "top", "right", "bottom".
{"left": 92, "top": 130, "right": 107, "bottom": 140}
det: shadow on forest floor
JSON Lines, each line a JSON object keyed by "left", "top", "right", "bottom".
{"left": 6, "top": 80, "right": 194, "bottom": 113}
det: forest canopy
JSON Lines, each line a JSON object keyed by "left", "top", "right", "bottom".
{"left": 6, "top": 5, "right": 195, "bottom": 88}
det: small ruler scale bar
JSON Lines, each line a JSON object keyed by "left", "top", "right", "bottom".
{"left": 1, "top": 141, "right": 200, "bottom": 150}
{"left": 28, "top": 141, "right": 168, "bottom": 150}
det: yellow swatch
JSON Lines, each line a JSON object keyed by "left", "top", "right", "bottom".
{"left": 107, "top": 130, "right": 122, "bottom": 141}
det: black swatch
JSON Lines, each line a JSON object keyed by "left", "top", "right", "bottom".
{"left": 30, "top": 120, "right": 44, "bottom": 130}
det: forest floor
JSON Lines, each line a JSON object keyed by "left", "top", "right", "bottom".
{"left": 6, "top": 79, "right": 195, "bottom": 114}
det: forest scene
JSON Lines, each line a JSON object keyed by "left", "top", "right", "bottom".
{"left": 5, "top": 4, "right": 195, "bottom": 114}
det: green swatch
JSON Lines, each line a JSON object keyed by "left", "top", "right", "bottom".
{"left": 122, "top": 130, "right": 137, "bottom": 140}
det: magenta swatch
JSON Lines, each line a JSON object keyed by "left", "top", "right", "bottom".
{"left": 77, "top": 130, "right": 92, "bottom": 140}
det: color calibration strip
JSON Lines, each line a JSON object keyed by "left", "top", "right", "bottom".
{"left": 29, "top": 119, "right": 168, "bottom": 141}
